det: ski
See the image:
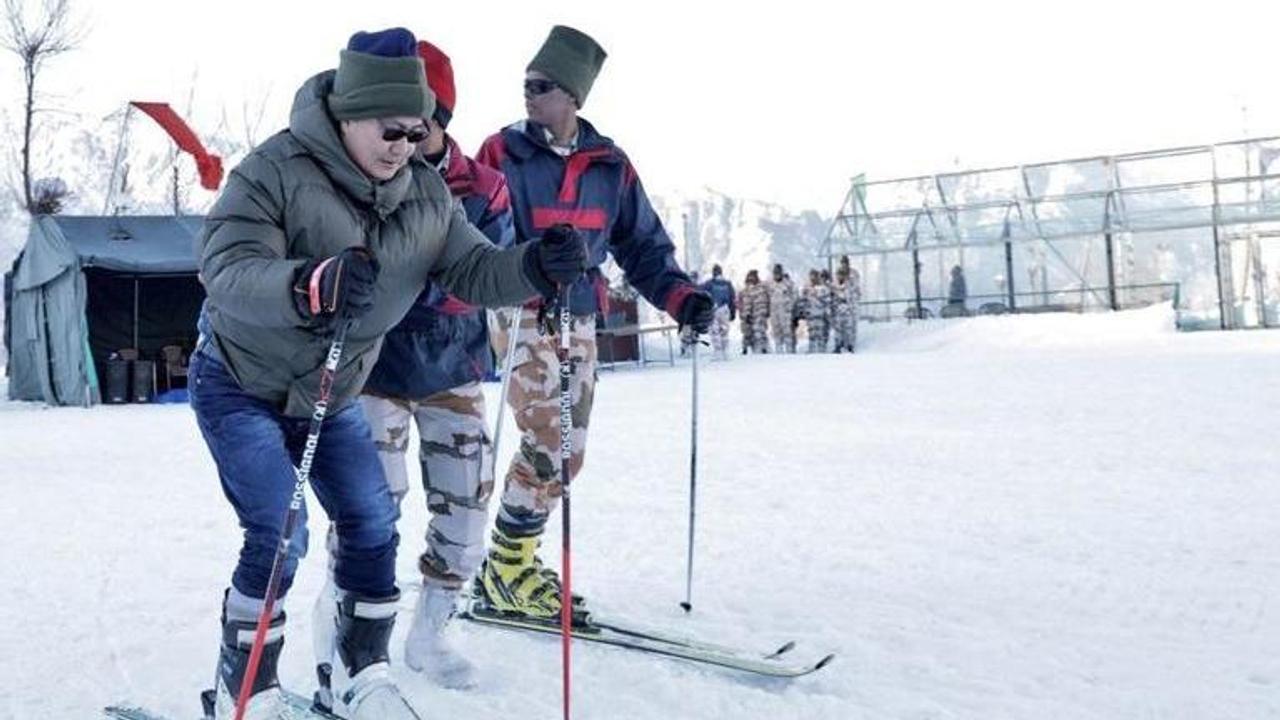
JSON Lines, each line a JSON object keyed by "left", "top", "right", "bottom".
{"left": 104, "top": 687, "right": 337, "bottom": 720}
{"left": 459, "top": 601, "right": 834, "bottom": 678}
{"left": 281, "top": 690, "right": 344, "bottom": 719}
{"left": 102, "top": 707, "right": 169, "bottom": 720}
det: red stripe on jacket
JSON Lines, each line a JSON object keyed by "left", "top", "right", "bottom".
{"left": 664, "top": 283, "right": 695, "bottom": 319}
{"left": 559, "top": 149, "right": 613, "bottom": 203}
{"left": 532, "top": 207, "right": 608, "bottom": 230}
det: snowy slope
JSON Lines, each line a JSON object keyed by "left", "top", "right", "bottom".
{"left": 2, "top": 307, "right": 1279, "bottom": 719}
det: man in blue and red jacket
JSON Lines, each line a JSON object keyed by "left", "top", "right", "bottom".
{"left": 475, "top": 25, "right": 714, "bottom": 619}
{"left": 701, "top": 264, "right": 737, "bottom": 359}
{"left": 314, "top": 39, "right": 517, "bottom": 690}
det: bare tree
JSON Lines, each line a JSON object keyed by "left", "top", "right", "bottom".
{"left": 2, "top": 0, "right": 84, "bottom": 213}
{"left": 209, "top": 85, "right": 273, "bottom": 168}
{"left": 234, "top": 85, "right": 273, "bottom": 150}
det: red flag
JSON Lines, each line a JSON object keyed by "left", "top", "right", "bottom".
{"left": 129, "top": 101, "right": 224, "bottom": 190}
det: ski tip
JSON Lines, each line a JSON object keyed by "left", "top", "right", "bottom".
{"left": 766, "top": 640, "right": 796, "bottom": 659}
{"left": 679, "top": 601, "right": 692, "bottom": 613}
{"left": 102, "top": 704, "right": 178, "bottom": 720}
{"left": 813, "top": 653, "right": 836, "bottom": 671}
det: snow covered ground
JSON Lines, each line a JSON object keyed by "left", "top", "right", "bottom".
{"left": 2, "top": 305, "right": 1279, "bottom": 720}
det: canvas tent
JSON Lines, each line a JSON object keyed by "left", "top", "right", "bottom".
{"left": 5, "top": 215, "right": 205, "bottom": 405}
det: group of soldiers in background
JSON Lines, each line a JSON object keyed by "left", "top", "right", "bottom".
{"left": 736, "top": 255, "right": 861, "bottom": 355}
{"left": 681, "top": 255, "right": 864, "bottom": 359}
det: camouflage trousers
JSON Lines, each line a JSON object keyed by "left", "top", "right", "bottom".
{"left": 709, "top": 305, "right": 732, "bottom": 357}
{"left": 741, "top": 314, "right": 769, "bottom": 353}
{"left": 770, "top": 310, "right": 796, "bottom": 353}
{"left": 490, "top": 307, "right": 597, "bottom": 535}
{"left": 833, "top": 307, "right": 858, "bottom": 351}
{"left": 359, "top": 386, "right": 494, "bottom": 589}
{"left": 807, "top": 318, "right": 830, "bottom": 353}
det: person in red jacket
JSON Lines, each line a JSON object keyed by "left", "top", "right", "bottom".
{"left": 475, "top": 25, "right": 714, "bottom": 620}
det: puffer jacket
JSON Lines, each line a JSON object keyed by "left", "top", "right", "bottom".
{"left": 197, "top": 71, "right": 538, "bottom": 417}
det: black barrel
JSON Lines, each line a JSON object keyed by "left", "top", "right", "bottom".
{"left": 131, "top": 359, "right": 155, "bottom": 403}
{"left": 104, "top": 360, "right": 130, "bottom": 404}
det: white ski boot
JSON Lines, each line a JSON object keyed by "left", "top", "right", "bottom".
{"left": 404, "top": 583, "right": 477, "bottom": 689}
{"left": 327, "top": 592, "right": 423, "bottom": 720}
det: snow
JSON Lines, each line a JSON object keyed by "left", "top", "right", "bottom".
{"left": 2, "top": 305, "right": 1279, "bottom": 719}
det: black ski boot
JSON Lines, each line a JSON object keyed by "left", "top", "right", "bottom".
{"left": 206, "top": 610, "right": 286, "bottom": 720}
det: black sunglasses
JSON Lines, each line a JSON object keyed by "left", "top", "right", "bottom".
{"left": 524, "top": 78, "right": 561, "bottom": 96}
{"left": 381, "top": 124, "right": 429, "bottom": 143}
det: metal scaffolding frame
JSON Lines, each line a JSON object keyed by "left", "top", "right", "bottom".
{"left": 820, "top": 136, "right": 1280, "bottom": 329}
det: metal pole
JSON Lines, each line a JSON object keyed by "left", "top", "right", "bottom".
{"left": 492, "top": 307, "right": 522, "bottom": 476}
{"left": 133, "top": 277, "right": 140, "bottom": 350}
{"left": 104, "top": 105, "right": 133, "bottom": 215}
{"left": 1103, "top": 193, "right": 1119, "bottom": 311}
{"left": 1245, "top": 142, "right": 1269, "bottom": 327}
{"left": 1104, "top": 231, "right": 1118, "bottom": 311}
{"left": 681, "top": 335, "right": 699, "bottom": 613}
{"left": 1004, "top": 239, "right": 1017, "bottom": 311}
{"left": 911, "top": 245, "right": 923, "bottom": 320}
{"left": 557, "top": 294, "right": 574, "bottom": 720}
{"left": 1210, "top": 147, "right": 1229, "bottom": 329}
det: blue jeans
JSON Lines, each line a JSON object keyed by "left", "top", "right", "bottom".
{"left": 189, "top": 350, "right": 399, "bottom": 601}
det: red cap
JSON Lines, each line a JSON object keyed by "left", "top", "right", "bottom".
{"left": 416, "top": 40, "right": 455, "bottom": 127}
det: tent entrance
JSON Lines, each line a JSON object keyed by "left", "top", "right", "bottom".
{"left": 83, "top": 268, "right": 204, "bottom": 391}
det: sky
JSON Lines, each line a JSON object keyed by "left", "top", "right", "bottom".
{"left": 4, "top": 0, "right": 1280, "bottom": 213}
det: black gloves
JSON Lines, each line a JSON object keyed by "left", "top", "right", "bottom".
{"left": 293, "top": 247, "right": 380, "bottom": 329}
{"left": 524, "top": 223, "right": 588, "bottom": 297}
{"left": 677, "top": 290, "right": 715, "bottom": 334}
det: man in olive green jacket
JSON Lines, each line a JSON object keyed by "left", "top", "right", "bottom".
{"left": 189, "top": 27, "right": 585, "bottom": 720}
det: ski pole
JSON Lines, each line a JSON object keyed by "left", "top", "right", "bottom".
{"left": 681, "top": 332, "right": 699, "bottom": 613}
{"left": 557, "top": 291, "right": 574, "bottom": 720}
{"left": 491, "top": 307, "right": 522, "bottom": 476}
{"left": 234, "top": 321, "right": 351, "bottom": 720}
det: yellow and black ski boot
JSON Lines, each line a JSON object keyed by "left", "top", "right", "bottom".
{"left": 478, "top": 528, "right": 587, "bottom": 624}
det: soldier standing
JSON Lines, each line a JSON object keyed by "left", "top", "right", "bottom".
{"left": 767, "top": 263, "right": 798, "bottom": 353}
{"left": 803, "top": 269, "right": 833, "bottom": 353}
{"left": 832, "top": 264, "right": 861, "bottom": 353}
{"left": 475, "top": 26, "right": 713, "bottom": 620}
{"left": 738, "top": 269, "right": 770, "bottom": 354}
